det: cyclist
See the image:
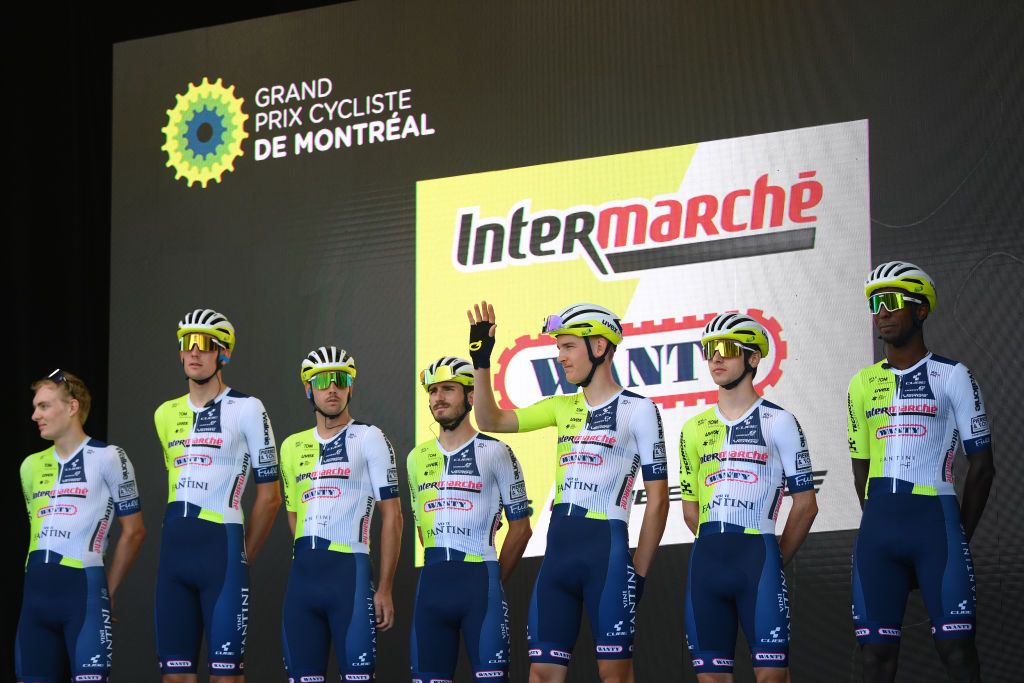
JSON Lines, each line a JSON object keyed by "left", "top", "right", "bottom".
{"left": 279, "top": 345, "right": 403, "bottom": 682}
{"left": 679, "top": 313, "right": 818, "bottom": 681}
{"left": 153, "top": 309, "right": 281, "bottom": 682}
{"left": 408, "top": 356, "right": 532, "bottom": 683}
{"left": 17, "top": 369, "right": 146, "bottom": 683}
{"left": 468, "top": 301, "right": 669, "bottom": 683}
{"left": 849, "top": 262, "right": 994, "bottom": 682}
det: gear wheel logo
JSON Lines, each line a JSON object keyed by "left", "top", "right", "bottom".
{"left": 162, "top": 77, "right": 248, "bottom": 188}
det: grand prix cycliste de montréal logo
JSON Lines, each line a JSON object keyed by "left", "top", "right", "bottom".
{"left": 162, "top": 77, "right": 249, "bottom": 188}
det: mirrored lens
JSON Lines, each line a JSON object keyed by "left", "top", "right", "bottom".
{"left": 868, "top": 292, "right": 905, "bottom": 314}
{"left": 309, "top": 371, "right": 353, "bottom": 390}
{"left": 541, "top": 314, "right": 564, "bottom": 334}
{"left": 701, "top": 340, "right": 746, "bottom": 360}
{"left": 422, "top": 366, "right": 457, "bottom": 385}
{"left": 179, "top": 333, "right": 221, "bottom": 352}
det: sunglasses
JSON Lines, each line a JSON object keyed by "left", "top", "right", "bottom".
{"left": 700, "top": 340, "right": 756, "bottom": 361}
{"left": 309, "top": 371, "right": 354, "bottom": 390}
{"left": 46, "top": 368, "right": 78, "bottom": 400}
{"left": 868, "top": 292, "right": 923, "bottom": 314}
{"left": 541, "top": 314, "right": 565, "bottom": 334}
{"left": 420, "top": 365, "right": 462, "bottom": 386}
{"left": 179, "top": 333, "right": 225, "bottom": 352}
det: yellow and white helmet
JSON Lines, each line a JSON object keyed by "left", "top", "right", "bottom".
{"left": 701, "top": 313, "right": 770, "bottom": 357}
{"left": 541, "top": 303, "right": 623, "bottom": 345}
{"left": 864, "top": 261, "right": 937, "bottom": 311}
{"left": 300, "top": 346, "right": 357, "bottom": 384}
{"left": 177, "top": 308, "right": 236, "bottom": 349}
{"left": 420, "top": 356, "right": 474, "bottom": 392}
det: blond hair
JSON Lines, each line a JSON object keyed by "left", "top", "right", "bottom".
{"left": 32, "top": 370, "right": 92, "bottom": 425}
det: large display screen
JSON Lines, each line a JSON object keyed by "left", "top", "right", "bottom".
{"left": 106, "top": 2, "right": 1021, "bottom": 680}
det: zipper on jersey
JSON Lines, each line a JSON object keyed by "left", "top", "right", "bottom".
{"left": 893, "top": 373, "right": 900, "bottom": 494}
{"left": 443, "top": 453, "right": 451, "bottom": 562}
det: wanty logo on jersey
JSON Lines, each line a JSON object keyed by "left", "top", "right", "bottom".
{"left": 424, "top": 498, "right": 474, "bottom": 512}
{"left": 451, "top": 171, "right": 823, "bottom": 278}
{"left": 494, "top": 311, "right": 786, "bottom": 410}
{"left": 162, "top": 77, "right": 248, "bottom": 188}
{"left": 301, "top": 486, "right": 341, "bottom": 502}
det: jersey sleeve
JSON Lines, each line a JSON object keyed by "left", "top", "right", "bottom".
{"left": 406, "top": 450, "right": 420, "bottom": 529}
{"left": 514, "top": 396, "right": 559, "bottom": 432}
{"left": 679, "top": 420, "right": 699, "bottom": 502}
{"left": 154, "top": 403, "right": 171, "bottom": 469}
{"left": 633, "top": 399, "right": 668, "bottom": 482}
{"left": 103, "top": 446, "right": 142, "bottom": 516}
{"left": 20, "top": 457, "right": 33, "bottom": 518}
{"left": 492, "top": 442, "right": 530, "bottom": 521}
{"left": 279, "top": 438, "right": 297, "bottom": 513}
{"left": 951, "top": 364, "right": 992, "bottom": 455}
{"left": 364, "top": 426, "right": 400, "bottom": 501}
{"left": 775, "top": 411, "right": 814, "bottom": 494}
{"left": 847, "top": 373, "right": 869, "bottom": 460}
{"left": 241, "top": 398, "right": 279, "bottom": 483}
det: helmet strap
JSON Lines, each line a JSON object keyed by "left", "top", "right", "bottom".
{"left": 439, "top": 388, "right": 472, "bottom": 431}
{"left": 576, "top": 336, "right": 611, "bottom": 388}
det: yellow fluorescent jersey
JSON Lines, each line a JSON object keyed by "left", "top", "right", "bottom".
{"left": 847, "top": 353, "right": 992, "bottom": 497}
{"left": 407, "top": 433, "right": 529, "bottom": 562}
{"left": 680, "top": 398, "right": 813, "bottom": 534}
{"left": 280, "top": 421, "right": 399, "bottom": 553}
{"left": 20, "top": 438, "right": 141, "bottom": 568}
{"left": 154, "top": 388, "right": 279, "bottom": 524}
{"left": 514, "top": 389, "right": 667, "bottom": 522}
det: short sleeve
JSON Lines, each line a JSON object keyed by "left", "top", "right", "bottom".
{"left": 633, "top": 399, "right": 668, "bottom": 482}
{"left": 280, "top": 438, "right": 297, "bottom": 513}
{"left": 951, "top": 364, "right": 992, "bottom": 455}
{"left": 406, "top": 450, "right": 420, "bottom": 527}
{"left": 679, "top": 421, "right": 699, "bottom": 502}
{"left": 364, "top": 427, "right": 399, "bottom": 501}
{"left": 774, "top": 411, "right": 814, "bottom": 494}
{"left": 514, "top": 396, "right": 559, "bottom": 433}
{"left": 103, "top": 446, "right": 142, "bottom": 516}
{"left": 491, "top": 443, "right": 529, "bottom": 520}
{"left": 847, "top": 373, "right": 869, "bottom": 460}
{"left": 242, "top": 398, "right": 279, "bottom": 483}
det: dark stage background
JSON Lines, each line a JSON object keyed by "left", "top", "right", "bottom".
{"left": 10, "top": 2, "right": 1023, "bottom": 681}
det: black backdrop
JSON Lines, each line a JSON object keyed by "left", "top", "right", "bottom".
{"left": 9, "top": 2, "right": 1023, "bottom": 681}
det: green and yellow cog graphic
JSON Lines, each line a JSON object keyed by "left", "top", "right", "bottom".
{"left": 162, "top": 77, "right": 249, "bottom": 188}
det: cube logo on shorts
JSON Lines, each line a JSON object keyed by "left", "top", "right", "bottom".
{"left": 162, "top": 78, "right": 249, "bottom": 188}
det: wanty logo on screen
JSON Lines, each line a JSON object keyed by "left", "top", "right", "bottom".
{"left": 162, "top": 78, "right": 249, "bottom": 188}
{"left": 452, "top": 172, "right": 822, "bottom": 278}
{"left": 493, "top": 311, "right": 787, "bottom": 410}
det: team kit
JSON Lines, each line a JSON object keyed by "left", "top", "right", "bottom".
{"left": 17, "top": 261, "right": 994, "bottom": 683}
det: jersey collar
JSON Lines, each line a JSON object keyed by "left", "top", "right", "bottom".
{"left": 882, "top": 351, "right": 933, "bottom": 376}
{"left": 186, "top": 386, "right": 230, "bottom": 413}
{"left": 714, "top": 396, "right": 764, "bottom": 426}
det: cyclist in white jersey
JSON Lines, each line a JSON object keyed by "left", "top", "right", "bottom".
{"left": 153, "top": 309, "right": 281, "bottom": 683}
{"left": 679, "top": 313, "right": 818, "bottom": 681}
{"left": 17, "top": 369, "right": 146, "bottom": 683}
{"left": 278, "top": 345, "right": 403, "bottom": 682}
{"left": 407, "top": 355, "right": 532, "bottom": 682}
{"left": 468, "top": 301, "right": 669, "bottom": 683}
{"left": 849, "top": 262, "right": 994, "bottom": 683}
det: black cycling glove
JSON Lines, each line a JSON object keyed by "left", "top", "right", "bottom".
{"left": 469, "top": 321, "right": 496, "bottom": 369}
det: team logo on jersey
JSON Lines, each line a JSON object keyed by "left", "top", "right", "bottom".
{"left": 796, "top": 450, "right": 811, "bottom": 471}
{"left": 970, "top": 415, "right": 988, "bottom": 435}
{"left": 510, "top": 481, "right": 527, "bottom": 500}
{"left": 424, "top": 498, "right": 474, "bottom": 512}
{"left": 419, "top": 479, "right": 483, "bottom": 493}
{"left": 258, "top": 447, "right": 276, "bottom": 465}
{"left": 301, "top": 486, "right": 341, "bottom": 502}
{"left": 320, "top": 435, "right": 349, "bottom": 463}
{"left": 898, "top": 370, "right": 935, "bottom": 401}
{"left": 446, "top": 446, "right": 480, "bottom": 476}
{"left": 875, "top": 424, "right": 926, "bottom": 439}
{"left": 118, "top": 481, "right": 138, "bottom": 498}
{"left": 193, "top": 403, "right": 223, "bottom": 433}
{"left": 59, "top": 453, "right": 86, "bottom": 484}
{"left": 705, "top": 469, "right": 759, "bottom": 485}
{"left": 729, "top": 412, "right": 766, "bottom": 446}
{"left": 174, "top": 454, "right": 214, "bottom": 467}
{"left": 560, "top": 452, "right": 604, "bottom": 467}
{"left": 38, "top": 504, "right": 78, "bottom": 517}
{"left": 297, "top": 467, "right": 351, "bottom": 482}
{"left": 492, "top": 312, "right": 787, "bottom": 410}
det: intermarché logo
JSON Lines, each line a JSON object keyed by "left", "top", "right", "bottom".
{"left": 162, "top": 77, "right": 249, "bottom": 188}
